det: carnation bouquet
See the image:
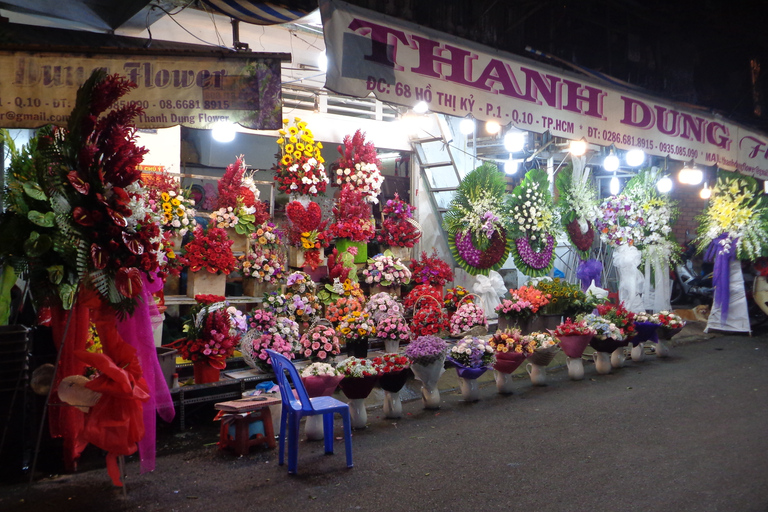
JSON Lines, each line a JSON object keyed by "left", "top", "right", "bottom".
{"left": 372, "top": 353, "right": 410, "bottom": 373}
{"left": 178, "top": 295, "right": 239, "bottom": 369}
{"left": 179, "top": 225, "right": 238, "bottom": 274}
{"left": 555, "top": 159, "right": 598, "bottom": 259}
{"left": 273, "top": 117, "right": 328, "bottom": 196}
{"left": 334, "top": 129, "right": 383, "bottom": 203}
{"left": 362, "top": 250, "right": 412, "bottom": 286}
{"left": 409, "top": 250, "right": 453, "bottom": 287}
{"left": 506, "top": 168, "right": 559, "bottom": 277}
{"left": 443, "top": 163, "right": 513, "bottom": 276}
{"left": 404, "top": 335, "right": 447, "bottom": 365}
{"left": 297, "top": 323, "right": 341, "bottom": 361}
{"left": 365, "top": 292, "right": 404, "bottom": 323}
{"left": 447, "top": 336, "right": 495, "bottom": 369}
{"left": 376, "top": 193, "right": 421, "bottom": 247}
{"left": 449, "top": 300, "right": 487, "bottom": 336}
{"left": 376, "top": 314, "right": 413, "bottom": 344}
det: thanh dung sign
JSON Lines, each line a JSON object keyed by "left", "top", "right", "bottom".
{"left": 320, "top": 0, "right": 768, "bottom": 179}
{"left": 0, "top": 50, "right": 287, "bottom": 130}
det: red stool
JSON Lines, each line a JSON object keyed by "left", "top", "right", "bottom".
{"left": 215, "top": 396, "right": 281, "bottom": 456}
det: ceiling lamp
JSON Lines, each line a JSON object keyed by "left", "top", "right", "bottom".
{"left": 459, "top": 118, "right": 475, "bottom": 135}
{"left": 679, "top": 162, "right": 703, "bottom": 185}
{"left": 211, "top": 122, "right": 236, "bottom": 143}
{"left": 700, "top": 182, "right": 712, "bottom": 199}
{"left": 413, "top": 101, "right": 429, "bottom": 114}
{"left": 505, "top": 157, "right": 520, "bottom": 175}
{"left": 485, "top": 120, "right": 501, "bottom": 134}
{"left": 569, "top": 139, "right": 587, "bottom": 156}
{"left": 504, "top": 131, "right": 526, "bottom": 152}
{"left": 603, "top": 149, "right": 619, "bottom": 172}
{"left": 610, "top": 173, "right": 620, "bottom": 195}
{"left": 657, "top": 175, "right": 673, "bottom": 193}
{"left": 626, "top": 149, "right": 645, "bottom": 167}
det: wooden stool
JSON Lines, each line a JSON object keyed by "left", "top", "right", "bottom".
{"left": 215, "top": 396, "right": 281, "bottom": 456}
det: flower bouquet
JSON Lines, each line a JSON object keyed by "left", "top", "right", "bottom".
{"left": 338, "top": 310, "right": 377, "bottom": 357}
{"left": 329, "top": 186, "right": 376, "bottom": 263}
{"left": 404, "top": 335, "right": 447, "bottom": 409}
{"left": 336, "top": 356, "right": 379, "bottom": 428}
{"left": 553, "top": 317, "right": 596, "bottom": 358}
{"left": 362, "top": 250, "right": 412, "bottom": 294}
{"left": 300, "top": 362, "right": 343, "bottom": 398}
{"left": 324, "top": 295, "right": 365, "bottom": 325}
{"left": 239, "top": 223, "right": 286, "bottom": 293}
{"left": 334, "top": 129, "right": 383, "bottom": 203}
{"left": 241, "top": 330, "right": 295, "bottom": 371}
{"left": 177, "top": 295, "right": 239, "bottom": 382}
{"left": 409, "top": 249, "right": 453, "bottom": 290}
{"left": 410, "top": 294, "right": 450, "bottom": 338}
{"left": 632, "top": 311, "right": 662, "bottom": 343}
{"left": 297, "top": 323, "right": 341, "bottom": 362}
{"left": 535, "top": 278, "right": 588, "bottom": 316}
{"left": 555, "top": 160, "right": 599, "bottom": 259}
{"left": 376, "top": 314, "right": 413, "bottom": 352}
{"left": 403, "top": 283, "right": 443, "bottom": 313}
{"left": 273, "top": 117, "right": 328, "bottom": 197}
{"left": 365, "top": 292, "right": 404, "bottom": 323}
{"left": 210, "top": 157, "right": 269, "bottom": 240}
{"left": 488, "top": 328, "right": 528, "bottom": 393}
{"left": 447, "top": 336, "right": 495, "bottom": 400}
{"left": 179, "top": 226, "right": 238, "bottom": 297}
{"left": 376, "top": 193, "right": 421, "bottom": 256}
{"left": 655, "top": 310, "right": 685, "bottom": 339}
{"left": 144, "top": 170, "right": 197, "bottom": 239}
{"left": 449, "top": 298, "right": 488, "bottom": 337}
{"left": 443, "top": 163, "right": 513, "bottom": 276}
{"left": 523, "top": 331, "right": 560, "bottom": 366}
{"left": 443, "top": 286, "right": 473, "bottom": 317}
{"left": 596, "top": 302, "right": 636, "bottom": 343}
{"left": 494, "top": 285, "right": 551, "bottom": 331}
{"left": 372, "top": 352, "right": 411, "bottom": 418}
{"left": 284, "top": 199, "right": 331, "bottom": 270}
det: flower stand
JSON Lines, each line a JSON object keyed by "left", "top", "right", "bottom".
{"left": 243, "top": 279, "right": 275, "bottom": 298}
{"left": 385, "top": 245, "right": 411, "bottom": 261}
{"left": 558, "top": 335, "right": 593, "bottom": 381}
{"left": 630, "top": 343, "right": 646, "bottom": 362}
{"left": 302, "top": 375, "right": 344, "bottom": 441}
{"left": 287, "top": 247, "right": 325, "bottom": 269}
{"left": 379, "top": 369, "right": 410, "bottom": 419}
{"left": 335, "top": 238, "right": 367, "bottom": 264}
{"left": 193, "top": 360, "right": 221, "bottom": 384}
{"left": 565, "top": 357, "right": 585, "bottom": 380}
{"left": 383, "top": 339, "right": 400, "bottom": 354}
{"left": 346, "top": 338, "right": 369, "bottom": 358}
{"left": 225, "top": 227, "right": 249, "bottom": 253}
{"left": 410, "top": 354, "right": 446, "bottom": 409}
{"left": 339, "top": 375, "right": 378, "bottom": 429}
{"left": 493, "top": 352, "right": 526, "bottom": 394}
{"left": 592, "top": 351, "right": 612, "bottom": 374}
{"left": 611, "top": 347, "right": 627, "bottom": 368}
{"left": 655, "top": 341, "right": 671, "bottom": 358}
{"left": 186, "top": 270, "right": 227, "bottom": 298}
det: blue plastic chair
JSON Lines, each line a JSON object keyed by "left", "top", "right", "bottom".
{"left": 265, "top": 349, "right": 353, "bottom": 474}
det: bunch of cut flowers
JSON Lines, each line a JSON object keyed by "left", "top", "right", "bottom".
{"left": 284, "top": 199, "right": 331, "bottom": 270}
{"left": 443, "top": 286, "right": 473, "bottom": 314}
{"left": 365, "top": 292, "right": 404, "bottom": 323}
{"left": 269, "top": 317, "right": 300, "bottom": 349}
{"left": 494, "top": 285, "right": 551, "bottom": 319}
{"left": 211, "top": 156, "right": 269, "bottom": 234}
{"left": 376, "top": 314, "right": 413, "bottom": 344}
{"left": 403, "top": 335, "right": 447, "bottom": 365}
{"left": 300, "top": 362, "right": 339, "bottom": 378}
{"left": 273, "top": 117, "right": 328, "bottom": 196}
{"left": 409, "top": 249, "right": 453, "bottom": 287}
{"left": 553, "top": 317, "right": 596, "bottom": 338}
{"left": 338, "top": 310, "right": 377, "bottom": 341}
{"left": 297, "top": 324, "right": 341, "bottom": 361}
{"left": 579, "top": 313, "right": 628, "bottom": 341}
{"left": 179, "top": 225, "right": 238, "bottom": 274}
{"left": 376, "top": 192, "right": 421, "bottom": 247}
{"left": 449, "top": 301, "right": 487, "bottom": 336}
{"left": 596, "top": 302, "right": 636, "bottom": 338}
{"left": 328, "top": 186, "right": 376, "bottom": 242}
{"left": 246, "top": 330, "right": 295, "bottom": 371}
{"left": 325, "top": 295, "right": 365, "bottom": 324}
{"left": 655, "top": 311, "right": 685, "bottom": 330}
{"left": 410, "top": 302, "right": 449, "bottom": 337}
{"left": 447, "top": 336, "right": 495, "bottom": 369}
{"left": 489, "top": 328, "right": 533, "bottom": 356}
{"left": 178, "top": 295, "right": 239, "bottom": 368}
{"left": 523, "top": 331, "right": 559, "bottom": 352}
{"left": 334, "top": 129, "right": 383, "bottom": 203}
{"left": 534, "top": 278, "right": 586, "bottom": 315}
{"left": 239, "top": 240, "right": 285, "bottom": 284}
{"left": 246, "top": 308, "right": 276, "bottom": 332}
{"left": 372, "top": 353, "right": 410, "bottom": 374}
{"left": 403, "top": 284, "right": 443, "bottom": 312}
{"left": 144, "top": 170, "right": 197, "bottom": 237}
{"left": 336, "top": 356, "right": 378, "bottom": 378}
{"left": 361, "top": 250, "right": 412, "bottom": 286}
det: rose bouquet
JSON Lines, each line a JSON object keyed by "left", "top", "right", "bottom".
{"left": 336, "top": 357, "right": 378, "bottom": 378}
{"left": 273, "top": 117, "right": 328, "bottom": 196}
{"left": 403, "top": 283, "right": 443, "bottom": 312}
{"left": 655, "top": 311, "right": 685, "bottom": 330}
{"left": 179, "top": 295, "right": 239, "bottom": 369}
{"left": 554, "top": 317, "right": 596, "bottom": 337}
{"left": 596, "top": 302, "right": 636, "bottom": 339}
{"left": 495, "top": 286, "right": 551, "bottom": 319}
{"left": 325, "top": 295, "right": 365, "bottom": 324}
{"left": 246, "top": 308, "right": 276, "bottom": 332}
{"left": 489, "top": 328, "right": 533, "bottom": 356}
{"left": 244, "top": 331, "right": 295, "bottom": 370}
{"left": 365, "top": 292, "right": 404, "bottom": 323}
{"left": 447, "top": 336, "right": 495, "bottom": 369}
{"left": 376, "top": 193, "right": 421, "bottom": 247}
{"left": 410, "top": 302, "right": 450, "bottom": 337}
{"left": 334, "top": 129, "right": 383, "bottom": 203}
{"left": 409, "top": 250, "right": 453, "bottom": 287}
{"left": 338, "top": 310, "right": 377, "bottom": 341}
{"left": 404, "top": 335, "right": 447, "bottom": 366}
{"left": 300, "top": 362, "right": 343, "bottom": 399}
{"left": 301, "top": 362, "right": 340, "bottom": 378}
{"left": 376, "top": 314, "right": 413, "bottom": 344}
{"left": 372, "top": 353, "right": 410, "bottom": 373}
{"left": 297, "top": 324, "right": 341, "bottom": 361}
{"left": 179, "top": 226, "right": 238, "bottom": 274}
{"left": 328, "top": 186, "right": 376, "bottom": 242}
{"left": 449, "top": 301, "right": 487, "bottom": 336}
{"left": 362, "top": 251, "right": 412, "bottom": 286}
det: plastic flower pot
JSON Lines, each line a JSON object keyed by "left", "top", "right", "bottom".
{"left": 346, "top": 338, "right": 369, "bottom": 358}
{"left": 557, "top": 334, "right": 594, "bottom": 359}
{"left": 193, "top": 360, "right": 221, "bottom": 384}
{"left": 378, "top": 369, "right": 411, "bottom": 418}
{"left": 335, "top": 239, "right": 367, "bottom": 263}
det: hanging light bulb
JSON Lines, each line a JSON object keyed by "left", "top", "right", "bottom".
{"left": 211, "top": 122, "right": 236, "bottom": 143}
{"left": 504, "top": 131, "right": 526, "bottom": 152}
{"left": 505, "top": 157, "right": 520, "bottom": 175}
{"left": 603, "top": 150, "right": 619, "bottom": 172}
{"left": 569, "top": 139, "right": 587, "bottom": 156}
{"left": 459, "top": 118, "right": 475, "bottom": 135}
{"left": 626, "top": 149, "right": 645, "bottom": 167}
{"left": 700, "top": 182, "right": 712, "bottom": 199}
{"left": 610, "top": 173, "right": 620, "bottom": 195}
{"left": 485, "top": 120, "right": 501, "bottom": 134}
{"left": 412, "top": 101, "right": 429, "bottom": 114}
{"left": 657, "top": 175, "right": 673, "bottom": 193}
{"left": 679, "top": 162, "right": 703, "bottom": 185}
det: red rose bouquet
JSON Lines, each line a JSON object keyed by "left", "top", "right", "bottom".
{"left": 178, "top": 295, "right": 239, "bottom": 368}
{"left": 334, "top": 129, "right": 383, "bottom": 203}
{"left": 179, "top": 225, "right": 237, "bottom": 274}
{"left": 372, "top": 353, "right": 410, "bottom": 373}
{"left": 596, "top": 302, "right": 636, "bottom": 338}
{"left": 376, "top": 193, "right": 421, "bottom": 247}
{"left": 328, "top": 186, "right": 375, "bottom": 242}
{"left": 410, "top": 303, "right": 449, "bottom": 337}
{"left": 403, "top": 283, "right": 443, "bottom": 312}
{"left": 410, "top": 250, "right": 453, "bottom": 287}
{"left": 554, "top": 317, "right": 596, "bottom": 337}
{"left": 273, "top": 117, "right": 328, "bottom": 196}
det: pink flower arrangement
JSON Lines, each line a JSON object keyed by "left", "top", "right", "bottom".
{"left": 298, "top": 324, "right": 341, "bottom": 362}
{"left": 362, "top": 251, "right": 412, "bottom": 286}
{"left": 449, "top": 302, "right": 488, "bottom": 336}
{"left": 365, "top": 292, "right": 404, "bottom": 323}
{"left": 248, "top": 332, "right": 295, "bottom": 370}
{"left": 376, "top": 315, "right": 413, "bottom": 343}
{"left": 554, "top": 317, "right": 596, "bottom": 337}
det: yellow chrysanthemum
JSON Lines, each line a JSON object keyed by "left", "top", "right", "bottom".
{"left": 284, "top": 143, "right": 294, "bottom": 154}
{"left": 281, "top": 154, "right": 293, "bottom": 166}
{"left": 161, "top": 192, "right": 170, "bottom": 202}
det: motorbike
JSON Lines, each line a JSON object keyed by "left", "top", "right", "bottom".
{"left": 670, "top": 243, "right": 713, "bottom": 306}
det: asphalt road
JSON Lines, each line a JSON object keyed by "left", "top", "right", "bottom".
{"left": 3, "top": 333, "right": 768, "bottom": 512}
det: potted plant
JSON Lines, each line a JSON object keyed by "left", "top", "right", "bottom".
{"left": 404, "top": 335, "right": 447, "bottom": 409}
{"left": 329, "top": 186, "right": 376, "bottom": 263}
{"left": 361, "top": 250, "right": 412, "bottom": 296}
{"left": 488, "top": 328, "right": 529, "bottom": 394}
{"left": 336, "top": 356, "right": 379, "bottom": 429}
{"left": 447, "top": 336, "right": 495, "bottom": 401}
{"left": 553, "top": 318, "right": 596, "bottom": 380}
{"left": 376, "top": 193, "right": 421, "bottom": 260}
{"left": 179, "top": 226, "right": 238, "bottom": 297}
{"left": 372, "top": 353, "right": 411, "bottom": 418}
{"left": 272, "top": 117, "right": 328, "bottom": 198}
{"left": 376, "top": 314, "right": 413, "bottom": 353}
{"left": 177, "top": 294, "right": 239, "bottom": 383}
{"left": 338, "top": 310, "right": 377, "bottom": 358}
{"left": 522, "top": 331, "right": 560, "bottom": 386}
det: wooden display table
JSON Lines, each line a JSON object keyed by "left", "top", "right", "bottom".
{"left": 215, "top": 396, "right": 281, "bottom": 456}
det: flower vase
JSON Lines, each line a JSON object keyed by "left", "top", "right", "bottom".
{"left": 335, "top": 239, "right": 367, "bottom": 264}
{"left": 193, "top": 360, "right": 221, "bottom": 384}
{"left": 371, "top": 283, "right": 401, "bottom": 298}
{"left": 565, "top": 357, "right": 585, "bottom": 380}
{"left": 611, "top": 347, "right": 627, "bottom": 368}
{"left": 383, "top": 338, "right": 400, "bottom": 353}
{"left": 348, "top": 398, "right": 368, "bottom": 429}
{"left": 493, "top": 352, "right": 526, "bottom": 394}
{"left": 410, "top": 354, "right": 446, "bottom": 409}
{"left": 655, "top": 341, "right": 671, "bottom": 358}
{"left": 186, "top": 270, "right": 226, "bottom": 298}
{"left": 631, "top": 342, "right": 645, "bottom": 362}
{"left": 379, "top": 369, "right": 409, "bottom": 419}
{"left": 339, "top": 375, "right": 378, "bottom": 429}
{"left": 346, "top": 338, "right": 369, "bottom": 358}
{"left": 452, "top": 364, "right": 488, "bottom": 402}
{"left": 525, "top": 362, "right": 548, "bottom": 386}
{"left": 225, "top": 227, "right": 248, "bottom": 253}
{"left": 302, "top": 375, "right": 344, "bottom": 441}
{"left": 592, "top": 351, "right": 612, "bottom": 374}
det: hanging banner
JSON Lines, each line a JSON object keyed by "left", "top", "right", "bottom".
{"left": 0, "top": 50, "right": 286, "bottom": 130}
{"left": 320, "top": 0, "right": 768, "bottom": 179}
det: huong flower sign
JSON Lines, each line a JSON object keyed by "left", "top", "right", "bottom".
{"left": 0, "top": 49, "right": 287, "bottom": 130}
{"left": 320, "top": 0, "right": 768, "bottom": 179}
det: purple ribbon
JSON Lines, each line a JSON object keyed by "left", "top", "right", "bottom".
{"left": 576, "top": 259, "right": 602, "bottom": 291}
{"left": 705, "top": 235, "right": 735, "bottom": 323}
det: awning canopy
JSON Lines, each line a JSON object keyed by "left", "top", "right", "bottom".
{"left": 199, "top": 0, "right": 312, "bottom": 26}
{"left": 320, "top": 0, "right": 768, "bottom": 180}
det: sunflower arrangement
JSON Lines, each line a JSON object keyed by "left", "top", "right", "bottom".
{"left": 273, "top": 117, "right": 328, "bottom": 196}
